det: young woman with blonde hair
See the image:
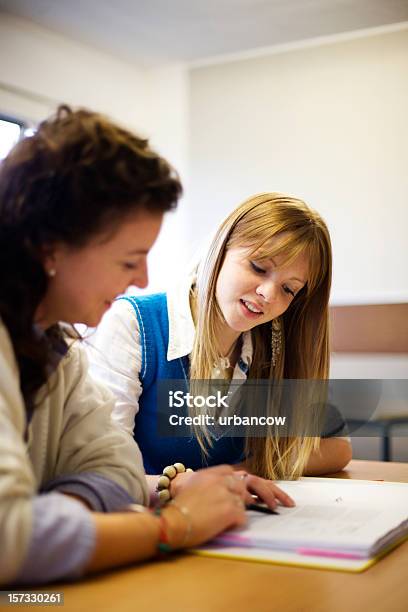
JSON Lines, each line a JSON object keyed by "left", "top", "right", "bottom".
{"left": 89, "top": 193, "right": 352, "bottom": 502}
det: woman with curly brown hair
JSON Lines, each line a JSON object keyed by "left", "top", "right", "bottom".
{"left": 0, "top": 106, "right": 252, "bottom": 585}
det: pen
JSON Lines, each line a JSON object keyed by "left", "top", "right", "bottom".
{"left": 247, "top": 503, "right": 280, "bottom": 515}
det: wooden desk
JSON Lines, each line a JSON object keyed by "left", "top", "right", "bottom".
{"left": 5, "top": 460, "right": 408, "bottom": 612}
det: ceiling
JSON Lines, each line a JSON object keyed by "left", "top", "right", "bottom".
{"left": 1, "top": 0, "right": 407, "bottom": 67}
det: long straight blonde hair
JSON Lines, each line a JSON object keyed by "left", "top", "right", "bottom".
{"left": 189, "top": 193, "right": 332, "bottom": 480}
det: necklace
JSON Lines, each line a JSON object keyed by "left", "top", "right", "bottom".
{"left": 213, "top": 338, "right": 241, "bottom": 377}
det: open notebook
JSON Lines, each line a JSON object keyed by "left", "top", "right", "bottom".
{"left": 193, "top": 478, "right": 408, "bottom": 572}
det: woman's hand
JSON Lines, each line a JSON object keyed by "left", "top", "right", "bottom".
{"left": 163, "top": 465, "right": 247, "bottom": 548}
{"left": 169, "top": 468, "right": 196, "bottom": 497}
{"left": 85, "top": 465, "right": 293, "bottom": 574}
{"left": 170, "top": 465, "right": 295, "bottom": 511}
{"left": 234, "top": 470, "right": 295, "bottom": 509}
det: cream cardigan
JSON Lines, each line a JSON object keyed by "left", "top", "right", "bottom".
{"left": 0, "top": 320, "right": 148, "bottom": 584}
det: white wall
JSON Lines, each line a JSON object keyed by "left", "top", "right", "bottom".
{"left": 141, "top": 65, "right": 191, "bottom": 292}
{"left": 2, "top": 17, "right": 408, "bottom": 301}
{"left": 189, "top": 28, "right": 408, "bottom": 305}
{"left": 0, "top": 14, "right": 150, "bottom": 130}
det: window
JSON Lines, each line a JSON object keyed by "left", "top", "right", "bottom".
{"left": 0, "top": 114, "right": 34, "bottom": 161}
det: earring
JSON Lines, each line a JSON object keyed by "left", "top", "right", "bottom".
{"left": 271, "top": 318, "right": 282, "bottom": 367}
{"left": 48, "top": 268, "right": 56, "bottom": 277}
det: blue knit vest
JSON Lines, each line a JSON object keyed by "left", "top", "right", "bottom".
{"left": 118, "top": 293, "right": 244, "bottom": 474}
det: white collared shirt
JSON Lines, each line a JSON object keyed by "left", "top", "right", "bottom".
{"left": 87, "top": 275, "right": 254, "bottom": 436}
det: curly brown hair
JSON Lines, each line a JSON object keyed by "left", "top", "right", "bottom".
{"left": 0, "top": 105, "right": 182, "bottom": 413}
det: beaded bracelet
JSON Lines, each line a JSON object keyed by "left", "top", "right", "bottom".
{"left": 156, "top": 462, "right": 194, "bottom": 503}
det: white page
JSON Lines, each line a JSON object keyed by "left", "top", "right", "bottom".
{"left": 216, "top": 478, "right": 408, "bottom": 556}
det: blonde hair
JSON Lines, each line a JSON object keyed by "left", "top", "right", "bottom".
{"left": 189, "top": 192, "right": 332, "bottom": 479}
